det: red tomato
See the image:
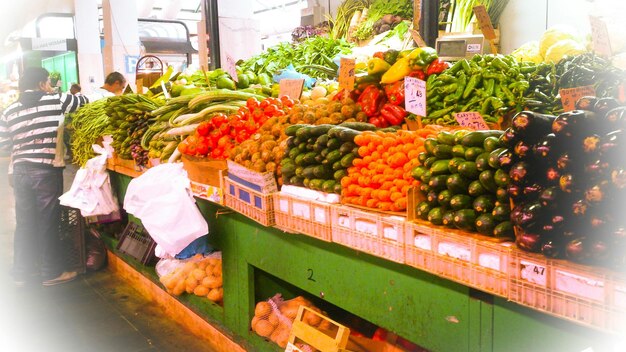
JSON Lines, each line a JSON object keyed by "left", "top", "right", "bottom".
{"left": 280, "top": 96, "right": 294, "bottom": 107}
{"left": 244, "top": 119, "right": 257, "bottom": 133}
{"left": 210, "top": 148, "right": 222, "bottom": 159}
{"left": 196, "top": 122, "right": 210, "bottom": 137}
{"left": 246, "top": 97, "right": 259, "bottom": 110}
{"left": 186, "top": 143, "right": 197, "bottom": 155}
{"left": 196, "top": 142, "right": 209, "bottom": 156}
{"left": 177, "top": 141, "right": 188, "bottom": 154}
{"left": 263, "top": 104, "right": 279, "bottom": 116}
{"left": 252, "top": 108, "right": 264, "bottom": 121}
{"left": 217, "top": 135, "right": 231, "bottom": 148}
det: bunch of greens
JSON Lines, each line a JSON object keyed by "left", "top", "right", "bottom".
{"left": 329, "top": 0, "right": 370, "bottom": 40}
{"left": 353, "top": 0, "right": 413, "bottom": 41}
{"left": 238, "top": 36, "right": 353, "bottom": 80}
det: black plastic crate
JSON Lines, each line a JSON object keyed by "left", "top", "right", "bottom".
{"left": 116, "top": 222, "right": 157, "bottom": 265}
{"left": 59, "top": 206, "right": 86, "bottom": 274}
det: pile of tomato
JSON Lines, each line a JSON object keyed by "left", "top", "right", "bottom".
{"left": 178, "top": 96, "right": 295, "bottom": 159}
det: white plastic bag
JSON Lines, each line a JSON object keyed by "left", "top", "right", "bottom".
{"left": 59, "top": 136, "right": 119, "bottom": 217}
{"left": 123, "top": 163, "right": 208, "bottom": 256}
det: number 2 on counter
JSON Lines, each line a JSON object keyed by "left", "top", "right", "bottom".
{"left": 307, "top": 269, "right": 316, "bottom": 282}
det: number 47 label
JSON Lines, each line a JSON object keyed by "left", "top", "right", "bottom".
{"left": 520, "top": 260, "right": 547, "bottom": 286}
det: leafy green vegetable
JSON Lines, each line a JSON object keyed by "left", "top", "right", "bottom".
{"left": 353, "top": 0, "right": 413, "bottom": 41}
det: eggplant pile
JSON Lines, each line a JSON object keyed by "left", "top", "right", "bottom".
{"left": 412, "top": 129, "right": 514, "bottom": 238}
{"left": 501, "top": 96, "right": 625, "bottom": 268}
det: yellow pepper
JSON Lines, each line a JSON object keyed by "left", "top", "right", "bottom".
{"left": 380, "top": 57, "right": 411, "bottom": 84}
{"left": 367, "top": 57, "right": 391, "bottom": 75}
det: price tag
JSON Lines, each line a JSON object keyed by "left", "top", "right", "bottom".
{"left": 355, "top": 219, "right": 377, "bottom": 236}
{"left": 225, "top": 53, "right": 238, "bottom": 82}
{"left": 520, "top": 260, "right": 547, "bottom": 286}
{"left": 292, "top": 201, "right": 311, "bottom": 220}
{"left": 473, "top": 5, "right": 496, "bottom": 40}
{"left": 559, "top": 85, "right": 596, "bottom": 112}
{"left": 454, "top": 112, "right": 489, "bottom": 130}
{"left": 589, "top": 16, "right": 612, "bottom": 58}
{"left": 555, "top": 270, "right": 605, "bottom": 302}
{"left": 438, "top": 242, "right": 471, "bottom": 261}
{"left": 337, "top": 214, "right": 350, "bottom": 228}
{"left": 279, "top": 79, "right": 304, "bottom": 99}
{"left": 338, "top": 57, "right": 356, "bottom": 91}
{"left": 405, "top": 76, "right": 427, "bottom": 116}
{"left": 410, "top": 29, "right": 426, "bottom": 47}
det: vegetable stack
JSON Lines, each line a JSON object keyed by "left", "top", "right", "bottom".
{"left": 282, "top": 122, "right": 375, "bottom": 194}
{"left": 69, "top": 99, "right": 110, "bottom": 166}
{"left": 105, "top": 94, "right": 164, "bottom": 166}
{"left": 502, "top": 97, "right": 625, "bottom": 268}
{"left": 412, "top": 129, "right": 514, "bottom": 238}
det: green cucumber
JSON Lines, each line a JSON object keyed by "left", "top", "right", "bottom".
{"left": 473, "top": 195, "right": 496, "bottom": 213}
{"left": 340, "top": 153, "right": 356, "bottom": 168}
{"left": 426, "top": 190, "right": 439, "bottom": 206}
{"left": 468, "top": 180, "right": 487, "bottom": 197}
{"left": 496, "top": 187, "right": 509, "bottom": 203}
{"left": 493, "top": 221, "right": 514, "bottom": 238}
{"left": 458, "top": 161, "right": 480, "bottom": 179}
{"left": 428, "top": 207, "right": 445, "bottom": 225}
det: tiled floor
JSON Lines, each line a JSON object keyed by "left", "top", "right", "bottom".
{"left": 0, "top": 155, "right": 216, "bottom": 352}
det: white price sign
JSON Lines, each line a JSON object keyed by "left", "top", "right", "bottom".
{"left": 438, "top": 242, "right": 471, "bottom": 261}
{"left": 405, "top": 76, "right": 427, "bottom": 116}
{"left": 589, "top": 16, "right": 612, "bottom": 58}
{"left": 520, "top": 260, "right": 547, "bottom": 286}
{"left": 225, "top": 53, "right": 238, "bottom": 82}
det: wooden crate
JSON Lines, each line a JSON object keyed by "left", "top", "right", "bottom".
{"left": 274, "top": 192, "right": 333, "bottom": 242}
{"left": 182, "top": 154, "right": 227, "bottom": 188}
{"left": 331, "top": 205, "right": 406, "bottom": 263}
{"left": 224, "top": 176, "right": 275, "bottom": 227}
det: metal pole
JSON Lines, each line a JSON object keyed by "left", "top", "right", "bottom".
{"left": 204, "top": 0, "right": 220, "bottom": 70}
{"left": 419, "top": 0, "right": 439, "bottom": 47}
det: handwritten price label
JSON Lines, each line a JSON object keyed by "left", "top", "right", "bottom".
{"left": 338, "top": 58, "right": 356, "bottom": 91}
{"left": 279, "top": 79, "right": 304, "bottom": 99}
{"left": 559, "top": 85, "right": 596, "bottom": 112}
{"left": 520, "top": 260, "right": 547, "bottom": 286}
{"left": 454, "top": 112, "right": 489, "bottom": 130}
{"left": 589, "top": 16, "right": 612, "bottom": 58}
{"left": 225, "top": 53, "right": 238, "bottom": 82}
{"left": 473, "top": 5, "right": 496, "bottom": 40}
{"left": 404, "top": 76, "right": 426, "bottom": 116}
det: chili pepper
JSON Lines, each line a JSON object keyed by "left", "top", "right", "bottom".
{"left": 380, "top": 103, "right": 407, "bottom": 125}
{"left": 357, "top": 85, "right": 386, "bottom": 117}
{"left": 383, "top": 49, "right": 400, "bottom": 65}
{"left": 373, "top": 51, "right": 385, "bottom": 60}
{"left": 384, "top": 80, "right": 405, "bottom": 106}
{"left": 447, "top": 60, "right": 464, "bottom": 75}
{"left": 426, "top": 58, "right": 449, "bottom": 76}
{"left": 463, "top": 74, "right": 482, "bottom": 99}
{"left": 408, "top": 70, "right": 426, "bottom": 80}
{"left": 380, "top": 57, "right": 411, "bottom": 84}
{"left": 451, "top": 74, "right": 467, "bottom": 100}
{"left": 491, "top": 57, "right": 510, "bottom": 71}
{"left": 460, "top": 60, "right": 471, "bottom": 74}
{"left": 367, "top": 57, "right": 391, "bottom": 75}
{"left": 428, "top": 106, "right": 455, "bottom": 119}
{"left": 436, "top": 74, "right": 457, "bottom": 84}
{"left": 484, "top": 78, "right": 495, "bottom": 96}
{"left": 461, "top": 96, "right": 483, "bottom": 112}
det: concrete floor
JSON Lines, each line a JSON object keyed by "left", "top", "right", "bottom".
{"left": 0, "top": 155, "right": 216, "bottom": 352}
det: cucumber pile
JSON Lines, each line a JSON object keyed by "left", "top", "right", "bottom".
{"left": 281, "top": 122, "right": 376, "bottom": 194}
{"left": 412, "top": 129, "right": 514, "bottom": 238}
{"left": 502, "top": 97, "right": 625, "bottom": 268}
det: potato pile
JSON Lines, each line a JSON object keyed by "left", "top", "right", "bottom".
{"left": 159, "top": 255, "right": 223, "bottom": 303}
{"left": 251, "top": 295, "right": 331, "bottom": 349}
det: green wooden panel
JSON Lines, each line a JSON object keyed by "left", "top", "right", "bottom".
{"left": 492, "top": 297, "right": 623, "bottom": 352}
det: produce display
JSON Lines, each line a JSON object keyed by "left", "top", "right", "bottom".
{"left": 251, "top": 295, "right": 328, "bottom": 349}
{"left": 412, "top": 129, "right": 514, "bottom": 238}
{"left": 105, "top": 94, "right": 164, "bottom": 166}
{"left": 159, "top": 254, "right": 224, "bottom": 303}
{"left": 68, "top": 99, "right": 110, "bottom": 166}
{"left": 282, "top": 122, "right": 374, "bottom": 194}
{"left": 350, "top": 0, "right": 413, "bottom": 42}
{"left": 502, "top": 97, "right": 625, "bottom": 268}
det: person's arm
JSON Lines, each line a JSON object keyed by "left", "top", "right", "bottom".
{"left": 0, "top": 112, "right": 10, "bottom": 151}
{"left": 60, "top": 92, "right": 89, "bottom": 114}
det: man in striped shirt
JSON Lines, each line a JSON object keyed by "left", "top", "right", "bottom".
{"left": 0, "top": 67, "right": 88, "bottom": 287}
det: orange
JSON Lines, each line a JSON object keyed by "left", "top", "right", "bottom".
{"left": 378, "top": 202, "right": 392, "bottom": 211}
{"left": 366, "top": 198, "right": 378, "bottom": 208}
{"left": 390, "top": 191, "right": 403, "bottom": 202}
{"left": 378, "top": 190, "right": 391, "bottom": 202}
{"left": 394, "top": 197, "right": 408, "bottom": 210}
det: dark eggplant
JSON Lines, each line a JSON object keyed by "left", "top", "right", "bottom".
{"left": 556, "top": 152, "right": 574, "bottom": 171}
{"left": 574, "top": 96, "right": 598, "bottom": 111}
{"left": 513, "top": 140, "right": 533, "bottom": 159}
{"left": 516, "top": 231, "right": 543, "bottom": 253}
{"left": 546, "top": 166, "right": 561, "bottom": 184}
{"left": 552, "top": 110, "right": 589, "bottom": 138}
{"left": 581, "top": 134, "right": 602, "bottom": 155}
{"left": 532, "top": 133, "right": 559, "bottom": 160}
{"left": 489, "top": 148, "right": 515, "bottom": 170}
{"left": 565, "top": 238, "right": 589, "bottom": 263}
{"left": 571, "top": 199, "right": 588, "bottom": 219}
{"left": 611, "top": 168, "right": 626, "bottom": 190}
{"left": 509, "top": 161, "right": 532, "bottom": 185}
{"left": 599, "top": 130, "right": 625, "bottom": 163}
{"left": 498, "top": 127, "right": 518, "bottom": 148}
{"left": 510, "top": 203, "right": 525, "bottom": 226}
{"left": 522, "top": 183, "right": 544, "bottom": 199}
{"left": 541, "top": 236, "right": 567, "bottom": 259}
{"left": 507, "top": 183, "right": 524, "bottom": 201}
{"left": 539, "top": 186, "right": 560, "bottom": 207}
{"left": 604, "top": 106, "right": 626, "bottom": 131}
{"left": 585, "top": 159, "right": 610, "bottom": 179}
{"left": 593, "top": 97, "right": 621, "bottom": 118}
{"left": 518, "top": 201, "right": 543, "bottom": 229}
{"left": 559, "top": 173, "right": 582, "bottom": 193}
{"left": 584, "top": 181, "right": 609, "bottom": 205}
{"left": 511, "top": 111, "right": 556, "bottom": 139}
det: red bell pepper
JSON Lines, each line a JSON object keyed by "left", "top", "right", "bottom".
{"left": 380, "top": 103, "right": 408, "bottom": 126}
{"left": 373, "top": 51, "right": 385, "bottom": 60}
{"left": 384, "top": 80, "right": 405, "bottom": 106}
{"left": 426, "top": 58, "right": 449, "bottom": 76}
{"left": 408, "top": 70, "right": 426, "bottom": 80}
{"left": 357, "top": 85, "right": 386, "bottom": 118}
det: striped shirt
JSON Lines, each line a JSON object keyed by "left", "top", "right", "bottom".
{"left": 0, "top": 92, "right": 89, "bottom": 167}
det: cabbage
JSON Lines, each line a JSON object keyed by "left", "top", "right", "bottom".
{"left": 539, "top": 25, "right": 581, "bottom": 58}
{"left": 544, "top": 39, "right": 587, "bottom": 63}
{"left": 511, "top": 41, "right": 543, "bottom": 63}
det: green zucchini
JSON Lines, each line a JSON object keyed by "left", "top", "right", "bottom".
{"left": 448, "top": 157, "right": 466, "bottom": 174}
{"left": 285, "top": 124, "right": 310, "bottom": 137}
{"left": 412, "top": 166, "right": 428, "bottom": 180}
{"left": 420, "top": 170, "right": 432, "bottom": 184}
{"left": 339, "top": 141, "right": 357, "bottom": 155}
{"left": 452, "top": 144, "right": 467, "bottom": 158}
{"left": 325, "top": 150, "right": 342, "bottom": 165}
{"left": 416, "top": 201, "right": 433, "bottom": 221}
{"left": 493, "top": 221, "right": 514, "bottom": 238}
{"left": 418, "top": 152, "right": 429, "bottom": 164}
{"left": 450, "top": 194, "right": 473, "bottom": 210}
{"left": 464, "top": 147, "right": 485, "bottom": 161}
{"left": 461, "top": 130, "right": 503, "bottom": 148}
{"left": 479, "top": 169, "right": 498, "bottom": 193}
{"left": 424, "top": 138, "right": 439, "bottom": 155}
{"left": 475, "top": 213, "right": 496, "bottom": 235}
{"left": 458, "top": 161, "right": 480, "bottom": 179}
{"left": 310, "top": 124, "right": 335, "bottom": 136}
{"left": 436, "top": 131, "right": 456, "bottom": 145}
{"left": 496, "top": 187, "right": 509, "bottom": 203}
{"left": 442, "top": 210, "right": 456, "bottom": 228}
{"left": 430, "top": 159, "right": 452, "bottom": 176}
{"left": 446, "top": 174, "right": 470, "bottom": 194}
{"left": 334, "top": 169, "right": 347, "bottom": 181}
{"left": 322, "top": 179, "right": 336, "bottom": 193}
{"left": 429, "top": 175, "right": 449, "bottom": 192}
{"left": 326, "top": 137, "right": 341, "bottom": 150}
{"left": 453, "top": 209, "right": 477, "bottom": 231}
{"left": 492, "top": 204, "right": 511, "bottom": 221}
{"left": 339, "top": 122, "right": 377, "bottom": 131}
{"left": 473, "top": 195, "right": 496, "bottom": 213}
{"left": 437, "top": 189, "right": 454, "bottom": 207}
{"left": 426, "top": 190, "right": 439, "bottom": 206}
{"left": 428, "top": 207, "right": 445, "bottom": 225}
{"left": 475, "top": 152, "right": 491, "bottom": 172}
{"left": 340, "top": 153, "right": 356, "bottom": 168}
{"left": 424, "top": 156, "right": 438, "bottom": 169}
{"left": 483, "top": 136, "right": 502, "bottom": 152}
{"left": 494, "top": 168, "right": 511, "bottom": 188}
{"left": 468, "top": 180, "right": 487, "bottom": 197}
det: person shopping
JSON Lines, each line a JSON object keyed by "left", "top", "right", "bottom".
{"left": 0, "top": 67, "right": 88, "bottom": 286}
{"left": 88, "top": 71, "right": 127, "bottom": 101}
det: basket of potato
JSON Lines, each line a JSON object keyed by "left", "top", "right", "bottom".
{"left": 251, "top": 294, "right": 331, "bottom": 349}
{"left": 159, "top": 253, "right": 223, "bottom": 304}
